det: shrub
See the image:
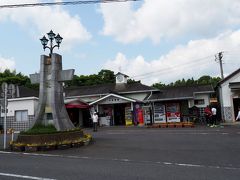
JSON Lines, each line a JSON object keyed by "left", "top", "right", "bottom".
{"left": 20, "top": 124, "right": 57, "bottom": 135}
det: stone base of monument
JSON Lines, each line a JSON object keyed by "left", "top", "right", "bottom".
{"left": 10, "top": 130, "right": 92, "bottom": 152}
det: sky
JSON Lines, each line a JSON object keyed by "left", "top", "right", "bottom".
{"left": 0, "top": 0, "right": 240, "bottom": 85}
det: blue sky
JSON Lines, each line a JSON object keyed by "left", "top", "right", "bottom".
{"left": 0, "top": 0, "right": 240, "bottom": 85}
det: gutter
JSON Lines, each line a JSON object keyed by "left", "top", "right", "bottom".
{"left": 146, "top": 91, "right": 153, "bottom": 101}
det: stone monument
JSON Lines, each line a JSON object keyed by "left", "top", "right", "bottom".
{"left": 30, "top": 54, "right": 74, "bottom": 131}
{"left": 30, "top": 31, "right": 76, "bottom": 131}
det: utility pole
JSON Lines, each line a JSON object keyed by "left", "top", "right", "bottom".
{"left": 1, "top": 82, "right": 8, "bottom": 150}
{"left": 215, "top": 52, "right": 224, "bottom": 79}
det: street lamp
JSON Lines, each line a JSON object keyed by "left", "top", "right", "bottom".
{"left": 40, "top": 30, "right": 63, "bottom": 56}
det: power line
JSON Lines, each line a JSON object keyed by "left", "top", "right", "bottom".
{"left": 0, "top": 0, "right": 140, "bottom": 9}
{"left": 134, "top": 60, "right": 216, "bottom": 80}
{"left": 130, "top": 54, "right": 216, "bottom": 79}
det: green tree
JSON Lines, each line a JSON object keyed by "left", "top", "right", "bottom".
{"left": 152, "top": 82, "right": 166, "bottom": 89}
{"left": 98, "top": 69, "right": 115, "bottom": 84}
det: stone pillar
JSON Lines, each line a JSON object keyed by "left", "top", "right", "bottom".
{"left": 30, "top": 53, "right": 75, "bottom": 131}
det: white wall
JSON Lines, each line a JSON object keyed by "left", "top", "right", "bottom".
{"left": 220, "top": 74, "right": 240, "bottom": 107}
{"left": 124, "top": 93, "right": 149, "bottom": 101}
{"left": 194, "top": 93, "right": 210, "bottom": 108}
{"left": 1, "top": 97, "right": 38, "bottom": 117}
{"left": 188, "top": 94, "right": 210, "bottom": 108}
{"left": 218, "top": 71, "right": 240, "bottom": 122}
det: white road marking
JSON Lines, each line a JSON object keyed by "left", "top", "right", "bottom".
{"left": 1, "top": 151, "right": 240, "bottom": 171}
{"left": 221, "top": 133, "right": 229, "bottom": 135}
{"left": 0, "top": 172, "right": 56, "bottom": 180}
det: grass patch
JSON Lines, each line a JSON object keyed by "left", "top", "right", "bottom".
{"left": 20, "top": 124, "right": 82, "bottom": 135}
{"left": 21, "top": 124, "right": 57, "bottom": 135}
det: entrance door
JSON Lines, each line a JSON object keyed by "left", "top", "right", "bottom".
{"left": 82, "top": 109, "right": 92, "bottom": 127}
{"left": 67, "top": 108, "right": 79, "bottom": 126}
{"left": 114, "top": 104, "right": 126, "bottom": 125}
{"left": 233, "top": 98, "right": 240, "bottom": 119}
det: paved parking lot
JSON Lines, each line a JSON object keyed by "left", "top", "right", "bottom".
{"left": 0, "top": 126, "right": 240, "bottom": 180}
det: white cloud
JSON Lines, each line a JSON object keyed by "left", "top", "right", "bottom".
{"left": 0, "top": 56, "right": 15, "bottom": 72}
{"left": 103, "top": 30, "right": 240, "bottom": 85}
{"left": 100, "top": 0, "right": 240, "bottom": 43}
{"left": 0, "top": 0, "right": 91, "bottom": 49}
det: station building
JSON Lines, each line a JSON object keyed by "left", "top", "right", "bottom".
{"left": 0, "top": 72, "right": 215, "bottom": 131}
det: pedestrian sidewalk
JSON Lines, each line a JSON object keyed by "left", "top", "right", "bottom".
{"left": 220, "top": 121, "right": 240, "bottom": 126}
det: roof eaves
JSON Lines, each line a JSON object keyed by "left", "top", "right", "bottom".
{"left": 65, "top": 93, "right": 109, "bottom": 99}
{"left": 217, "top": 68, "right": 240, "bottom": 86}
{"left": 147, "top": 96, "right": 194, "bottom": 102}
{"left": 8, "top": 97, "right": 39, "bottom": 101}
{"left": 118, "top": 89, "right": 159, "bottom": 94}
{"left": 194, "top": 91, "right": 215, "bottom": 94}
{"left": 89, "top": 93, "right": 136, "bottom": 105}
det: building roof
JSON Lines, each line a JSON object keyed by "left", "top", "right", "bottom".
{"left": 217, "top": 68, "right": 240, "bottom": 86}
{"left": 65, "top": 83, "right": 159, "bottom": 97}
{"left": 0, "top": 86, "right": 38, "bottom": 98}
{"left": 147, "top": 84, "right": 214, "bottom": 101}
{"left": 18, "top": 86, "right": 39, "bottom": 98}
{"left": 116, "top": 72, "right": 129, "bottom": 77}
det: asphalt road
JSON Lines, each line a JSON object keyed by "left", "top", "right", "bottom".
{"left": 0, "top": 126, "right": 240, "bottom": 180}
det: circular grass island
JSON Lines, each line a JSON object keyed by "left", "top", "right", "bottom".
{"left": 10, "top": 124, "right": 92, "bottom": 152}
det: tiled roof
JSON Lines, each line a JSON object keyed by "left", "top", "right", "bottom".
{"left": 18, "top": 86, "right": 39, "bottom": 98}
{"left": 0, "top": 86, "right": 38, "bottom": 98}
{"left": 65, "top": 83, "right": 159, "bottom": 97}
{"left": 148, "top": 84, "right": 214, "bottom": 101}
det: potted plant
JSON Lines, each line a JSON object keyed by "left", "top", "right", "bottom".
{"left": 25, "top": 143, "right": 40, "bottom": 152}
{"left": 71, "top": 139, "right": 84, "bottom": 148}
{"left": 57, "top": 140, "right": 72, "bottom": 150}
{"left": 12, "top": 142, "right": 26, "bottom": 152}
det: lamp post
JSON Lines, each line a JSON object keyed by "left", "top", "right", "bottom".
{"left": 40, "top": 30, "right": 63, "bottom": 56}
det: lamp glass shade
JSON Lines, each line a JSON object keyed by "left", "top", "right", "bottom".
{"left": 47, "top": 30, "right": 56, "bottom": 40}
{"left": 40, "top": 36, "right": 48, "bottom": 46}
{"left": 55, "top": 34, "right": 63, "bottom": 44}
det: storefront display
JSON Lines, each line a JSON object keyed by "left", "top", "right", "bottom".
{"left": 125, "top": 106, "right": 133, "bottom": 126}
{"left": 98, "top": 106, "right": 113, "bottom": 126}
{"left": 153, "top": 103, "right": 166, "bottom": 123}
{"left": 166, "top": 103, "right": 180, "bottom": 122}
{"left": 142, "top": 106, "right": 152, "bottom": 125}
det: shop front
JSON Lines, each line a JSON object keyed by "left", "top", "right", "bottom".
{"left": 89, "top": 93, "right": 136, "bottom": 126}
{"left": 65, "top": 99, "right": 90, "bottom": 127}
{"left": 152, "top": 101, "right": 189, "bottom": 123}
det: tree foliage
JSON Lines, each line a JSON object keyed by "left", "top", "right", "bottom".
{"left": 0, "top": 69, "right": 35, "bottom": 88}
{"left": 65, "top": 69, "right": 116, "bottom": 87}
{"left": 0, "top": 69, "right": 221, "bottom": 90}
{"left": 152, "top": 75, "right": 221, "bottom": 89}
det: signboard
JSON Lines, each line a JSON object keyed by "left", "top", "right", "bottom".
{"left": 166, "top": 103, "right": 180, "bottom": 122}
{"left": 154, "top": 103, "right": 166, "bottom": 123}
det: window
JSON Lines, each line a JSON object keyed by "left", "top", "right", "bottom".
{"left": 47, "top": 113, "right": 53, "bottom": 120}
{"left": 194, "top": 99, "right": 205, "bottom": 105}
{"left": 15, "top": 110, "right": 28, "bottom": 122}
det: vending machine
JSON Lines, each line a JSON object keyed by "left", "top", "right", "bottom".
{"left": 153, "top": 103, "right": 166, "bottom": 123}
{"left": 166, "top": 103, "right": 180, "bottom": 122}
{"left": 142, "top": 106, "right": 152, "bottom": 125}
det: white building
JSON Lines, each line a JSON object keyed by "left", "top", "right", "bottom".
{"left": 217, "top": 68, "right": 240, "bottom": 122}
{"left": 0, "top": 86, "right": 39, "bottom": 131}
